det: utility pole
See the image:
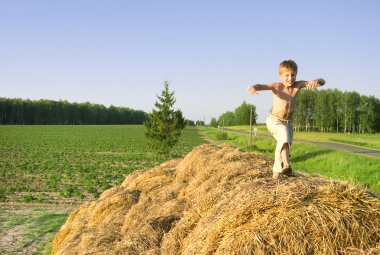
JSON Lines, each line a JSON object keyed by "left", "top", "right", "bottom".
{"left": 249, "top": 106, "right": 253, "bottom": 148}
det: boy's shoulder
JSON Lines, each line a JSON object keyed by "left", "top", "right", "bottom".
{"left": 272, "top": 81, "right": 305, "bottom": 93}
{"left": 270, "top": 82, "right": 283, "bottom": 90}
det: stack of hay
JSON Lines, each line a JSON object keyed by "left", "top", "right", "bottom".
{"left": 52, "top": 144, "right": 380, "bottom": 255}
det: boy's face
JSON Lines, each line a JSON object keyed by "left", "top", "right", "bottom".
{"left": 279, "top": 69, "right": 297, "bottom": 87}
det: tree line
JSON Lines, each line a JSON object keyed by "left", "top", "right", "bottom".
{"left": 210, "top": 101, "right": 258, "bottom": 127}
{"left": 0, "top": 97, "right": 147, "bottom": 125}
{"left": 294, "top": 89, "right": 380, "bottom": 133}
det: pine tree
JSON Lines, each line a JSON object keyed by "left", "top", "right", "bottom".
{"left": 144, "top": 81, "right": 185, "bottom": 155}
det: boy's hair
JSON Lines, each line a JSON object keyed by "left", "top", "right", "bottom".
{"left": 279, "top": 60, "right": 298, "bottom": 74}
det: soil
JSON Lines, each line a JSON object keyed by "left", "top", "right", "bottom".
{"left": 0, "top": 203, "right": 76, "bottom": 255}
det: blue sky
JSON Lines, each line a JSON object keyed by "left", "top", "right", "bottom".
{"left": 1, "top": 0, "right": 380, "bottom": 123}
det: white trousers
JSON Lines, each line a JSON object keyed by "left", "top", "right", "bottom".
{"left": 266, "top": 115, "right": 293, "bottom": 173}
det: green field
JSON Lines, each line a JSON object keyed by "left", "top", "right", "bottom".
{"left": 204, "top": 127, "right": 380, "bottom": 195}
{"left": 228, "top": 125, "right": 380, "bottom": 150}
{"left": 0, "top": 125, "right": 205, "bottom": 203}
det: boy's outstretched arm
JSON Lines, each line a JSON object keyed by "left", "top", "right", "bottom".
{"left": 247, "top": 83, "right": 277, "bottom": 95}
{"left": 302, "top": 78, "right": 326, "bottom": 90}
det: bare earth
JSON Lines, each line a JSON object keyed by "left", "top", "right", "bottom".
{"left": 0, "top": 203, "right": 76, "bottom": 255}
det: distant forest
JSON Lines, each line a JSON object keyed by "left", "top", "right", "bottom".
{"left": 294, "top": 89, "right": 380, "bottom": 133}
{"left": 213, "top": 89, "right": 380, "bottom": 133}
{"left": 0, "top": 98, "right": 147, "bottom": 125}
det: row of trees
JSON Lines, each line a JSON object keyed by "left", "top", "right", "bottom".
{"left": 0, "top": 98, "right": 147, "bottom": 125}
{"left": 294, "top": 89, "right": 380, "bottom": 133}
{"left": 209, "top": 101, "right": 258, "bottom": 127}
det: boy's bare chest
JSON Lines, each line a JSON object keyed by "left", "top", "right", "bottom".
{"left": 275, "top": 89, "right": 298, "bottom": 102}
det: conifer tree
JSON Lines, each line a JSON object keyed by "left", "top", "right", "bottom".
{"left": 144, "top": 81, "right": 185, "bottom": 155}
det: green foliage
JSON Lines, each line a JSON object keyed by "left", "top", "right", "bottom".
{"left": 196, "top": 120, "right": 205, "bottom": 126}
{"left": 0, "top": 187, "right": 6, "bottom": 202}
{"left": 60, "top": 184, "right": 75, "bottom": 198}
{"left": 218, "top": 111, "right": 235, "bottom": 126}
{"left": 37, "top": 193, "right": 47, "bottom": 203}
{"left": 295, "top": 89, "right": 380, "bottom": 133}
{"left": 215, "top": 131, "right": 228, "bottom": 140}
{"left": 234, "top": 101, "right": 257, "bottom": 125}
{"left": 144, "top": 81, "right": 186, "bottom": 155}
{"left": 209, "top": 118, "right": 218, "bottom": 128}
{"left": 0, "top": 125, "right": 204, "bottom": 202}
{"left": 0, "top": 97, "right": 147, "bottom": 125}
{"left": 22, "top": 193, "right": 35, "bottom": 203}
{"left": 186, "top": 119, "right": 195, "bottom": 126}
{"left": 217, "top": 101, "right": 257, "bottom": 127}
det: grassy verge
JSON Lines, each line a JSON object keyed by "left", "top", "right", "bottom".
{"left": 227, "top": 125, "right": 380, "bottom": 150}
{"left": 203, "top": 127, "right": 380, "bottom": 195}
{"left": 0, "top": 206, "right": 69, "bottom": 255}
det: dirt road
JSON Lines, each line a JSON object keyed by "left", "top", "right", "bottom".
{"left": 222, "top": 128, "right": 380, "bottom": 158}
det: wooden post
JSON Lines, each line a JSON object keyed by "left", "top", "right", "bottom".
{"left": 249, "top": 106, "right": 253, "bottom": 148}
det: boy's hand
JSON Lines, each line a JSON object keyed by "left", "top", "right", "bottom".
{"left": 247, "top": 85, "right": 259, "bottom": 95}
{"left": 305, "top": 80, "right": 319, "bottom": 90}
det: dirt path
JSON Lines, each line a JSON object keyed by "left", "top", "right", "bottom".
{"left": 222, "top": 128, "right": 380, "bottom": 158}
{"left": 0, "top": 203, "right": 75, "bottom": 255}
{"left": 201, "top": 133, "right": 218, "bottom": 145}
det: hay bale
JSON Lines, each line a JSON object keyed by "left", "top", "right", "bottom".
{"left": 52, "top": 144, "right": 380, "bottom": 255}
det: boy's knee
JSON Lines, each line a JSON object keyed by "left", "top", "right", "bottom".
{"left": 281, "top": 142, "right": 289, "bottom": 149}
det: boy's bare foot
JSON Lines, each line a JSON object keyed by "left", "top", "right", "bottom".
{"left": 272, "top": 172, "right": 282, "bottom": 179}
{"left": 282, "top": 165, "right": 293, "bottom": 176}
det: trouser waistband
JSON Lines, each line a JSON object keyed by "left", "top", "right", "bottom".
{"left": 270, "top": 114, "right": 293, "bottom": 123}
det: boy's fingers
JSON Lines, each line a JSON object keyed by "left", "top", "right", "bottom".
{"left": 247, "top": 86, "right": 257, "bottom": 94}
{"left": 248, "top": 89, "right": 258, "bottom": 95}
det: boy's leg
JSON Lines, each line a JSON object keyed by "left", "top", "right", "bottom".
{"left": 266, "top": 116, "right": 293, "bottom": 177}
{"left": 281, "top": 122, "right": 293, "bottom": 175}
{"left": 273, "top": 141, "right": 284, "bottom": 174}
{"left": 280, "top": 143, "right": 293, "bottom": 176}
{"left": 266, "top": 116, "right": 283, "bottom": 176}
{"left": 280, "top": 143, "right": 290, "bottom": 167}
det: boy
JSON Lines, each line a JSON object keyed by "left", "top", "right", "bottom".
{"left": 247, "top": 60, "right": 325, "bottom": 179}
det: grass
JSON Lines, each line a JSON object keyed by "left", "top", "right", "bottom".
{"left": 33, "top": 213, "right": 69, "bottom": 254}
{"left": 0, "top": 207, "right": 69, "bottom": 255}
{"left": 227, "top": 125, "right": 380, "bottom": 150}
{"left": 203, "top": 127, "right": 380, "bottom": 195}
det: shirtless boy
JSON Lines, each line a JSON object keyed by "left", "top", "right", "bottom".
{"left": 247, "top": 60, "right": 325, "bottom": 179}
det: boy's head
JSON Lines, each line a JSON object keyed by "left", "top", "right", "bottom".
{"left": 279, "top": 60, "right": 298, "bottom": 75}
{"left": 279, "top": 60, "right": 298, "bottom": 87}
